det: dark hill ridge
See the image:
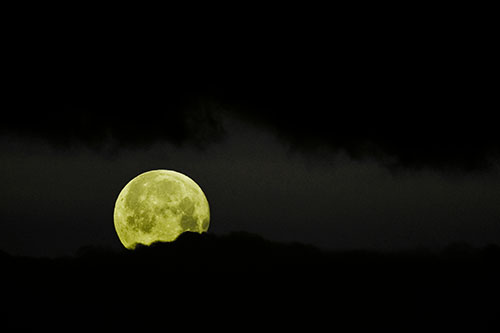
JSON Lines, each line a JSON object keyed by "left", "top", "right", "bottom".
{"left": 2, "top": 231, "right": 500, "bottom": 279}
{"left": 122, "top": 232, "right": 325, "bottom": 272}
{"left": 1, "top": 232, "right": 500, "bottom": 332}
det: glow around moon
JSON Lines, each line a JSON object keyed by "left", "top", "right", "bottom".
{"left": 113, "top": 170, "right": 210, "bottom": 249}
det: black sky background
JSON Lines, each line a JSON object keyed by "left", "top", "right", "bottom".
{"left": 1, "top": 9, "right": 499, "bottom": 257}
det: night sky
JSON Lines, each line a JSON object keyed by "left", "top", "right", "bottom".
{"left": 1, "top": 13, "right": 498, "bottom": 257}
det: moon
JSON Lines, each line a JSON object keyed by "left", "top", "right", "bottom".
{"left": 113, "top": 170, "right": 210, "bottom": 249}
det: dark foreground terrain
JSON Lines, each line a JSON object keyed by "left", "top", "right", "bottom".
{"left": 2, "top": 232, "right": 499, "bottom": 332}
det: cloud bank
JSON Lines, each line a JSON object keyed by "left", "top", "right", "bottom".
{"left": 2, "top": 32, "right": 497, "bottom": 171}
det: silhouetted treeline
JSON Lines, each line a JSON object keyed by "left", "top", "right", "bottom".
{"left": 1, "top": 232, "right": 499, "bottom": 332}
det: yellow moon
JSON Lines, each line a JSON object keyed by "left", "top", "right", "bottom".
{"left": 113, "top": 170, "right": 210, "bottom": 249}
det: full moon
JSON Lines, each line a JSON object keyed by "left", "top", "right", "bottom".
{"left": 113, "top": 170, "right": 210, "bottom": 249}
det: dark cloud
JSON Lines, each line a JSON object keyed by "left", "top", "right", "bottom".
{"left": 209, "top": 31, "right": 498, "bottom": 171}
{"left": 3, "top": 233, "right": 500, "bottom": 331}
{"left": 2, "top": 70, "right": 225, "bottom": 149}
{"left": 2, "top": 23, "right": 497, "bottom": 170}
